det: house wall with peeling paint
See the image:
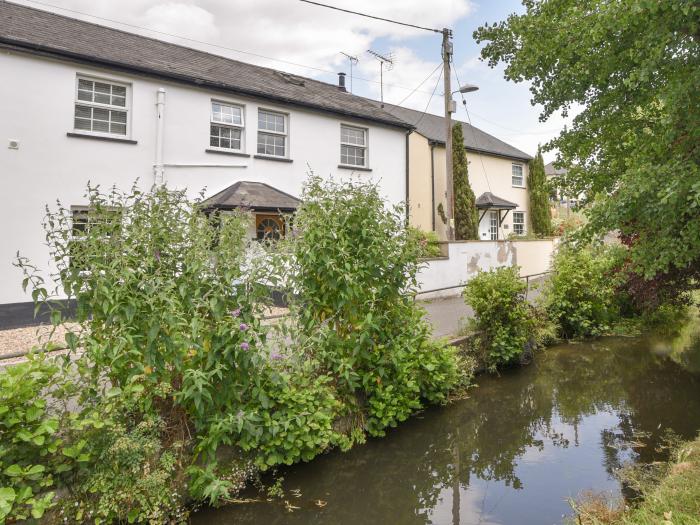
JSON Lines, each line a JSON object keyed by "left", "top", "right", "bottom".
{"left": 416, "top": 238, "right": 558, "bottom": 299}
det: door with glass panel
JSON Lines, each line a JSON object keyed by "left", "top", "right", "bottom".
{"left": 489, "top": 211, "right": 499, "bottom": 240}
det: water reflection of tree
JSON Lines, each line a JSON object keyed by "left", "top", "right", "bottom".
{"left": 197, "top": 335, "right": 700, "bottom": 525}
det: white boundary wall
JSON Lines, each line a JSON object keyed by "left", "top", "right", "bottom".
{"left": 417, "top": 239, "right": 559, "bottom": 299}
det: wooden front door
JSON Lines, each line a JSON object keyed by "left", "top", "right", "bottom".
{"left": 256, "top": 214, "right": 284, "bottom": 241}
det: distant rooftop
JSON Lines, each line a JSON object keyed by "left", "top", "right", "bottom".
{"left": 545, "top": 162, "right": 568, "bottom": 176}
{"left": 380, "top": 102, "right": 532, "bottom": 161}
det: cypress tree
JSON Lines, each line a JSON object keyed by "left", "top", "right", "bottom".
{"left": 528, "top": 147, "right": 552, "bottom": 236}
{"left": 453, "top": 123, "right": 479, "bottom": 240}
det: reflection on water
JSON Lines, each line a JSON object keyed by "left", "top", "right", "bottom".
{"left": 193, "top": 327, "right": 700, "bottom": 525}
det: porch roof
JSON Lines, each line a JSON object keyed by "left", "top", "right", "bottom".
{"left": 203, "top": 181, "right": 301, "bottom": 212}
{"left": 475, "top": 192, "right": 518, "bottom": 210}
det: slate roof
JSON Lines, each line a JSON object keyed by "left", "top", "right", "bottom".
{"left": 203, "top": 181, "right": 301, "bottom": 211}
{"left": 0, "top": 1, "right": 411, "bottom": 130}
{"left": 475, "top": 192, "right": 518, "bottom": 210}
{"left": 544, "top": 162, "right": 568, "bottom": 176}
{"left": 380, "top": 102, "right": 532, "bottom": 161}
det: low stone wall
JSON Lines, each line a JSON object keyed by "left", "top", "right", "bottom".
{"left": 417, "top": 238, "right": 559, "bottom": 299}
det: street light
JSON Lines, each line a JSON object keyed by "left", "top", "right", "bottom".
{"left": 455, "top": 83, "right": 479, "bottom": 94}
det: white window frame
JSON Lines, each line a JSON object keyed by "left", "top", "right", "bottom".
{"left": 209, "top": 100, "right": 245, "bottom": 152}
{"left": 513, "top": 211, "right": 526, "bottom": 236}
{"left": 512, "top": 163, "right": 525, "bottom": 187}
{"left": 257, "top": 109, "right": 288, "bottom": 158}
{"left": 73, "top": 75, "right": 131, "bottom": 138}
{"left": 339, "top": 124, "right": 369, "bottom": 168}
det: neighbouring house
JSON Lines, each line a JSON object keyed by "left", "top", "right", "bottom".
{"left": 545, "top": 161, "right": 582, "bottom": 213}
{"left": 0, "top": 1, "right": 413, "bottom": 327}
{"left": 380, "top": 103, "right": 532, "bottom": 241}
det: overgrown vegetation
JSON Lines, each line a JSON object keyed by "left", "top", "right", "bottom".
{"left": 407, "top": 227, "right": 442, "bottom": 258}
{"left": 2, "top": 177, "right": 470, "bottom": 523}
{"left": 542, "top": 245, "right": 622, "bottom": 339}
{"left": 452, "top": 123, "right": 479, "bottom": 240}
{"left": 527, "top": 147, "right": 552, "bottom": 236}
{"left": 571, "top": 434, "right": 700, "bottom": 524}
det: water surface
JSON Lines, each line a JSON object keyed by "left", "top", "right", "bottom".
{"left": 194, "top": 327, "right": 700, "bottom": 525}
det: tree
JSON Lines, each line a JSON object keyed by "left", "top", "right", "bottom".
{"left": 474, "top": 1, "right": 700, "bottom": 282}
{"left": 527, "top": 147, "right": 552, "bottom": 236}
{"left": 453, "top": 123, "right": 479, "bottom": 240}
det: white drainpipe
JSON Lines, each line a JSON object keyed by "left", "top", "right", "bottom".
{"left": 154, "top": 88, "right": 166, "bottom": 185}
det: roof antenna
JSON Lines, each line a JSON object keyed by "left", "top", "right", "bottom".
{"left": 367, "top": 49, "right": 395, "bottom": 107}
{"left": 340, "top": 52, "right": 358, "bottom": 93}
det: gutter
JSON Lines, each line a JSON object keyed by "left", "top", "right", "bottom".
{"left": 426, "top": 139, "right": 532, "bottom": 163}
{"left": 405, "top": 130, "right": 410, "bottom": 224}
{"left": 0, "top": 39, "right": 415, "bottom": 132}
{"left": 154, "top": 88, "right": 166, "bottom": 185}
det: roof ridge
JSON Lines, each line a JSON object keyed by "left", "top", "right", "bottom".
{"left": 2, "top": 1, "right": 346, "bottom": 92}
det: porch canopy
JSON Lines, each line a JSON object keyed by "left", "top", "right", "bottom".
{"left": 475, "top": 192, "right": 518, "bottom": 225}
{"left": 202, "top": 181, "right": 301, "bottom": 213}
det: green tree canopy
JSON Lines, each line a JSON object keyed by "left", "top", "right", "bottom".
{"left": 528, "top": 147, "right": 552, "bottom": 236}
{"left": 474, "top": 1, "right": 700, "bottom": 279}
{"left": 453, "top": 123, "right": 479, "bottom": 240}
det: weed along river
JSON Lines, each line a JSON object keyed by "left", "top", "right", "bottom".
{"left": 193, "top": 328, "right": 700, "bottom": 525}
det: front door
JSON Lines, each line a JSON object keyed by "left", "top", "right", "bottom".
{"left": 489, "top": 211, "right": 499, "bottom": 240}
{"left": 256, "top": 214, "right": 284, "bottom": 241}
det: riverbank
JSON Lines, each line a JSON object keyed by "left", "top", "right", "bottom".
{"left": 572, "top": 434, "right": 700, "bottom": 524}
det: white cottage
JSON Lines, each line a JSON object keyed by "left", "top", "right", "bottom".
{"left": 0, "top": 1, "right": 412, "bottom": 326}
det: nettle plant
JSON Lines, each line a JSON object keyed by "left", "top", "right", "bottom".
{"left": 288, "top": 175, "right": 461, "bottom": 435}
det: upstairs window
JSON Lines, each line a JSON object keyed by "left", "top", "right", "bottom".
{"left": 513, "top": 211, "right": 525, "bottom": 235}
{"left": 257, "top": 110, "right": 287, "bottom": 157}
{"left": 512, "top": 163, "right": 524, "bottom": 187}
{"left": 340, "top": 125, "right": 367, "bottom": 167}
{"left": 74, "top": 77, "right": 129, "bottom": 136}
{"left": 210, "top": 101, "right": 244, "bottom": 151}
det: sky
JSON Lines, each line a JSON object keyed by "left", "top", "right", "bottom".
{"left": 13, "top": 0, "right": 567, "bottom": 161}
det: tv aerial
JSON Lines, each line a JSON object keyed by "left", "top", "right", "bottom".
{"left": 367, "top": 49, "right": 395, "bottom": 107}
{"left": 340, "top": 52, "right": 359, "bottom": 93}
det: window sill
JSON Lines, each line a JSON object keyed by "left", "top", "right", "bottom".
{"left": 254, "top": 155, "right": 293, "bottom": 163}
{"left": 67, "top": 132, "right": 137, "bottom": 144}
{"left": 206, "top": 148, "right": 250, "bottom": 158}
{"left": 338, "top": 164, "right": 372, "bottom": 172}
{"left": 512, "top": 185, "right": 526, "bottom": 189}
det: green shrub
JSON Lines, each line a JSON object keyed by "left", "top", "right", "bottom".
{"left": 0, "top": 357, "right": 63, "bottom": 522}
{"left": 289, "top": 175, "right": 463, "bottom": 436}
{"left": 542, "top": 245, "right": 621, "bottom": 339}
{"left": 463, "top": 266, "right": 535, "bottom": 369}
{"left": 66, "top": 416, "right": 187, "bottom": 524}
{"left": 407, "top": 227, "right": 442, "bottom": 258}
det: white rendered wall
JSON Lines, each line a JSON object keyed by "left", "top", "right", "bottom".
{"left": 416, "top": 238, "right": 558, "bottom": 299}
{"left": 0, "top": 50, "right": 407, "bottom": 304}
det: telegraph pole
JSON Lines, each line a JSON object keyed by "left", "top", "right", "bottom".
{"left": 443, "top": 28, "right": 455, "bottom": 240}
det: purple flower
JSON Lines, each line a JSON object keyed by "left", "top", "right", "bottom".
{"left": 240, "top": 342, "right": 249, "bottom": 351}
{"left": 230, "top": 308, "right": 241, "bottom": 318}
{"left": 239, "top": 323, "right": 248, "bottom": 332}
{"left": 270, "top": 351, "right": 284, "bottom": 361}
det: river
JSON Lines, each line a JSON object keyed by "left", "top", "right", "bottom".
{"left": 192, "top": 325, "right": 700, "bottom": 524}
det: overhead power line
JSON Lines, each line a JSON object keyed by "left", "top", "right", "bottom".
{"left": 413, "top": 66, "right": 444, "bottom": 127}
{"left": 396, "top": 63, "right": 443, "bottom": 106}
{"left": 298, "top": 0, "right": 442, "bottom": 33}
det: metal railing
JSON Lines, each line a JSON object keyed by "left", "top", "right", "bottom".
{"left": 414, "top": 270, "right": 552, "bottom": 299}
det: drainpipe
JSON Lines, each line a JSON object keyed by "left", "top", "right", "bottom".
{"left": 154, "top": 88, "right": 166, "bottom": 186}
{"left": 405, "top": 130, "right": 410, "bottom": 225}
{"left": 430, "top": 141, "right": 436, "bottom": 231}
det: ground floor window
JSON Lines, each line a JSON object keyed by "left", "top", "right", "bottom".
{"left": 489, "top": 211, "right": 499, "bottom": 240}
{"left": 513, "top": 211, "right": 525, "bottom": 235}
{"left": 256, "top": 214, "right": 284, "bottom": 241}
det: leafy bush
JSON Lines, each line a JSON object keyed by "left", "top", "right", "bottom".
{"left": 288, "top": 175, "right": 464, "bottom": 436}
{"left": 407, "top": 227, "right": 442, "bottom": 258}
{"left": 542, "top": 245, "right": 621, "bottom": 339}
{"left": 0, "top": 357, "right": 62, "bottom": 522}
{"left": 463, "top": 266, "right": 535, "bottom": 369}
